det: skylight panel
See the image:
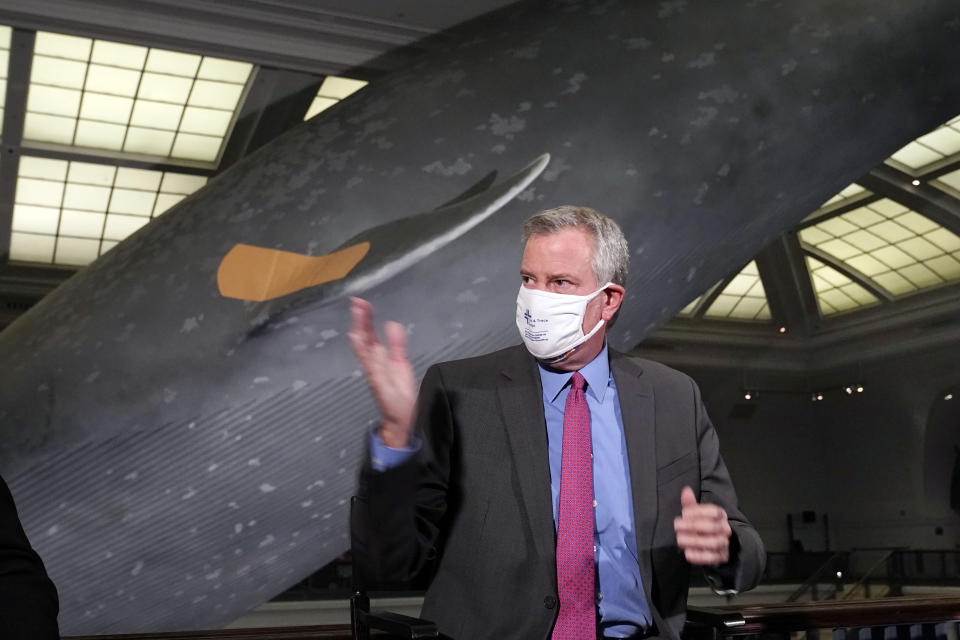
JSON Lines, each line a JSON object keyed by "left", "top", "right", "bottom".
{"left": 820, "top": 183, "right": 867, "bottom": 208}
{"left": 0, "top": 26, "right": 12, "bottom": 134}
{"left": 799, "top": 199, "right": 960, "bottom": 297}
{"left": 887, "top": 113, "right": 960, "bottom": 172}
{"left": 703, "top": 261, "right": 771, "bottom": 321}
{"left": 805, "top": 256, "right": 880, "bottom": 316}
{"left": 677, "top": 295, "right": 702, "bottom": 317}
{"left": 933, "top": 167, "right": 960, "bottom": 198}
{"left": 24, "top": 31, "right": 253, "bottom": 164}
{"left": 9, "top": 156, "right": 207, "bottom": 266}
{"left": 303, "top": 75, "right": 368, "bottom": 120}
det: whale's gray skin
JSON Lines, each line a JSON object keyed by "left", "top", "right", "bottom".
{"left": 1, "top": 0, "right": 959, "bottom": 634}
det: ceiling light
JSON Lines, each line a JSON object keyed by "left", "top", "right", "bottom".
{"left": 811, "top": 392, "right": 823, "bottom": 402}
{"left": 836, "top": 571, "right": 843, "bottom": 578}
{"left": 744, "top": 392, "right": 752, "bottom": 400}
{"left": 779, "top": 326, "right": 787, "bottom": 334}
{"left": 946, "top": 393, "right": 954, "bottom": 401}
{"left": 911, "top": 179, "right": 920, "bottom": 186}
{"left": 856, "top": 384, "right": 864, "bottom": 393}
{"left": 844, "top": 386, "right": 854, "bottom": 395}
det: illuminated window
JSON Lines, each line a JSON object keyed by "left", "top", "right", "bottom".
{"left": 820, "top": 183, "right": 868, "bottom": 209}
{"left": 805, "top": 256, "right": 880, "bottom": 316}
{"left": 24, "top": 32, "right": 253, "bottom": 163}
{"left": 0, "top": 26, "right": 10, "bottom": 135}
{"left": 303, "top": 75, "right": 368, "bottom": 120}
{"left": 798, "top": 199, "right": 960, "bottom": 296}
{"left": 9, "top": 155, "right": 207, "bottom": 266}
{"left": 934, "top": 166, "right": 960, "bottom": 198}
{"left": 677, "top": 295, "right": 702, "bottom": 318}
{"left": 704, "top": 261, "right": 771, "bottom": 321}
{"left": 887, "top": 114, "right": 960, "bottom": 172}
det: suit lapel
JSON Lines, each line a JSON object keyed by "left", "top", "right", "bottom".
{"left": 497, "top": 347, "right": 556, "bottom": 565}
{"left": 610, "top": 351, "right": 657, "bottom": 602}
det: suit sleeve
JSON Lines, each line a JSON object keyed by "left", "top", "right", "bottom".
{"left": 691, "top": 379, "right": 766, "bottom": 593}
{"left": 352, "top": 364, "right": 454, "bottom": 586}
{"left": 0, "top": 474, "right": 60, "bottom": 639}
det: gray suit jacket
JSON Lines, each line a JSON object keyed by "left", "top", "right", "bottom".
{"left": 354, "top": 345, "right": 764, "bottom": 640}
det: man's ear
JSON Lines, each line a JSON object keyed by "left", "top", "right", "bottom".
{"left": 601, "top": 284, "right": 626, "bottom": 322}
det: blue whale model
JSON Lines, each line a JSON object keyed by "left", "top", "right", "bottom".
{"left": 1, "top": 0, "right": 959, "bottom": 633}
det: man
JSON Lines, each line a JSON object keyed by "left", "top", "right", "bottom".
{"left": 350, "top": 206, "right": 764, "bottom": 640}
{"left": 0, "top": 474, "right": 60, "bottom": 639}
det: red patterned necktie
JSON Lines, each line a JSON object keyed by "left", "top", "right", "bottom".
{"left": 553, "top": 371, "right": 595, "bottom": 640}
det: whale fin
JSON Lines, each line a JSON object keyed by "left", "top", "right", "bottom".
{"left": 434, "top": 170, "right": 498, "bottom": 209}
{"left": 220, "top": 153, "right": 549, "bottom": 306}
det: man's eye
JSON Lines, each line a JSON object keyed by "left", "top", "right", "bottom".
{"left": 555, "top": 280, "right": 569, "bottom": 286}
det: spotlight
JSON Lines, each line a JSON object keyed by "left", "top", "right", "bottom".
{"left": 844, "top": 385, "right": 853, "bottom": 395}
{"left": 836, "top": 571, "right": 843, "bottom": 578}
{"left": 744, "top": 391, "right": 752, "bottom": 400}
{"left": 811, "top": 392, "right": 823, "bottom": 402}
{"left": 779, "top": 326, "right": 787, "bottom": 334}
{"left": 911, "top": 179, "right": 921, "bottom": 186}
{"left": 856, "top": 384, "right": 864, "bottom": 393}
{"left": 946, "top": 393, "right": 954, "bottom": 401}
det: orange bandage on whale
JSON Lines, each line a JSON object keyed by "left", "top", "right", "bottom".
{"left": 217, "top": 242, "right": 370, "bottom": 302}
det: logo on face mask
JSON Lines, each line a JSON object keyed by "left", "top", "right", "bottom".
{"left": 515, "top": 282, "right": 612, "bottom": 361}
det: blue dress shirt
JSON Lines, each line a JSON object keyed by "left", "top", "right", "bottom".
{"left": 538, "top": 344, "right": 651, "bottom": 637}
{"left": 370, "top": 344, "right": 651, "bottom": 636}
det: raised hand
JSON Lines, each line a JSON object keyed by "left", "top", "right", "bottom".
{"left": 673, "top": 486, "right": 732, "bottom": 566}
{"left": 348, "top": 297, "right": 417, "bottom": 448}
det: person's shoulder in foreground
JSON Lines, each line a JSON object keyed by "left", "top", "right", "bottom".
{"left": 0, "top": 474, "right": 60, "bottom": 639}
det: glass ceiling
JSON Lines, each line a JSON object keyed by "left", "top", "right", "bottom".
{"left": 24, "top": 31, "right": 253, "bottom": 163}
{"left": 799, "top": 199, "right": 960, "bottom": 296}
{"left": 887, "top": 115, "right": 960, "bottom": 172}
{"left": 0, "top": 26, "right": 10, "bottom": 136}
{"left": 677, "top": 294, "right": 703, "bottom": 318}
{"left": 10, "top": 156, "right": 207, "bottom": 266}
{"left": 805, "top": 256, "right": 879, "bottom": 316}
{"left": 820, "top": 182, "right": 868, "bottom": 209}
{"left": 303, "top": 75, "right": 367, "bottom": 120}
{"left": 703, "top": 261, "right": 772, "bottom": 321}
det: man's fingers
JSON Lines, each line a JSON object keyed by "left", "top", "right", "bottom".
{"left": 680, "top": 486, "right": 698, "bottom": 509}
{"left": 349, "top": 297, "right": 378, "bottom": 346}
{"left": 675, "top": 513, "right": 730, "bottom": 534}
{"left": 384, "top": 321, "right": 408, "bottom": 363}
{"left": 682, "top": 501, "right": 725, "bottom": 520}
{"left": 675, "top": 532, "right": 729, "bottom": 551}
{"left": 683, "top": 547, "right": 729, "bottom": 566}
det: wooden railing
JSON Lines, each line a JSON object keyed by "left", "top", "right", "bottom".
{"left": 62, "top": 595, "right": 960, "bottom": 640}
{"left": 685, "top": 596, "right": 960, "bottom": 639}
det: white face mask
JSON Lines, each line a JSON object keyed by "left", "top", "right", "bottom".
{"left": 515, "top": 282, "right": 612, "bottom": 362}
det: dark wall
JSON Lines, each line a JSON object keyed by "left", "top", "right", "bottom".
{"left": 674, "top": 341, "right": 960, "bottom": 553}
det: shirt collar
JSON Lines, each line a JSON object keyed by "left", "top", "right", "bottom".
{"left": 538, "top": 343, "right": 611, "bottom": 405}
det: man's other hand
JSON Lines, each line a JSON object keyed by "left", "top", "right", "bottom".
{"left": 673, "top": 486, "right": 731, "bottom": 566}
{"left": 348, "top": 297, "right": 417, "bottom": 448}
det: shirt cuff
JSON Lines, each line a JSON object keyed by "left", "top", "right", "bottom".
{"left": 369, "top": 430, "right": 421, "bottom": 472}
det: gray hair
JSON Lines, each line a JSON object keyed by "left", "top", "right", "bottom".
{"left": 522, "top": 205, "right": 629, "bottom": 286}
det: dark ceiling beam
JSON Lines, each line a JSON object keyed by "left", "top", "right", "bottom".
{"left": 0, "top": 0, "right": 435, "bottom": 76}
{"left": 690, "top": 275, "right": 732, "bottom": 321}
{"left": 0, "top": 28, "right": 33, "bottom": 261}
{"left": 754, "top": 233, "right": 820, "bottom": 336}
{"left": 803, "top": 245, "right": 894, "bottom": 303}
{"left": 20, "top": 145, "right": 214, "bottom": 176}
{"left": 796, "top": 192, "right": 881, "bottom": 229}
{"left": 920, "top": 154, "right": 960, "bottom": 182}
{"left": 218, "top": 68, "right": 324, "bottom": 173}
{"left": 859, "top": 162, "right": 960, "bottom": 232}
